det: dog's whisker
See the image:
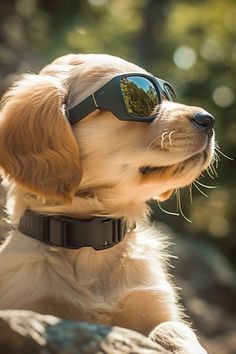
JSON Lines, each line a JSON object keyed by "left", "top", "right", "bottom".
{"left": 208, "top": 164, "right": 217, "bottom": 178}
{"left": 147, "top": 129, "right": 178, "bottom": 151}
{"left": 210, "top": 163, "right": 218, "bottom": 177}
{"left": 168, "top": 130, "right": 178, "bottom": 146}
{"left": 193, "top": 181, "right": 208, "bottom": 198}
{"left": 214, "top": 151, "right": 220, "bottom": 161}
{"left": 161, "top": 131, "right": 169, "bottom": 150}
{"left": 147, "top": 127, "right": 172, "bottom": 151}
{"left": 157, "top": 199, "right": 180, "bottom": 217}
{"left": 189, "top": 184, "right": 193, "bottom": 204}
{"left": 215, "top": 146, "right": 233, "bottom": 160}
{"left": 176, "top": 189, "right": 192, "bottom": 223}
{"left": 195, "top": 180, "right": 218, "bottom": 189}
{"left": 147, "top": 135, "right": 162, "bottom": 151}
{"left": 206, "top": 167, "right": 215, "bottom": 179}
{"left": 212, "top": 156, "right": 219, "bottom": 171}
{"left": 213, "top": 152, "right": 220, "bottom": 168}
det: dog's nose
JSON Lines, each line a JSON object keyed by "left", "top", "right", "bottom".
{"left": 192, "top": 111, "right": 215, "bottom": 131}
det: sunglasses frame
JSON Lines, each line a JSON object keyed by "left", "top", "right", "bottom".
{"left": 67, "top": 73, "right": 176, "bottom": 125}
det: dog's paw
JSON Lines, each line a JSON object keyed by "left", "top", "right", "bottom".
{"left": 149, "top": 321, "right": 208, "bottom": 354}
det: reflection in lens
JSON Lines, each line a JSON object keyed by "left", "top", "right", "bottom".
{"left": 120, "top": 77, "right": 159, "bottom": 117}
{"left": 163, "top": 83, "right": 176, "bottom": 102}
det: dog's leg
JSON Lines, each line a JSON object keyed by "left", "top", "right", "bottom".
{"left": 110, "top": 288, "right": 179, "bottom": 335}
{"left": 110, "top": 289, "right": 207, "bottom": 354}
{"left": 150, "top": 321, "right": 207, "bottom": 354}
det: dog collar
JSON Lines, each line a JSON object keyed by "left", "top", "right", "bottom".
{"left": 18, "top": 210, "right": 127, "bottom": 250}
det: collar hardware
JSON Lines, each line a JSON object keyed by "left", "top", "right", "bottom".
{"left": 18, "top": 210, "right": 127, "bottom": 250}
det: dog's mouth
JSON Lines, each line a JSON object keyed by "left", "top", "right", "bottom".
{"left": 139, "top": 166, "right": 165, "bottom": 175}
{"left": 139, "top": 148, "right": 210, "bottom": 178}
{"left": 139, "top": 130, "right": 216, "bottom": 179}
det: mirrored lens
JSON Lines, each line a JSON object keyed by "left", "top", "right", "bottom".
{"left": 120, "top": 76, "right": 159, "bottom": 117}
{"left": 163, "top": 83, "right": 176, "bottom": 102}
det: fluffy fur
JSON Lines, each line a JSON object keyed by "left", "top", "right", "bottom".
{"left": 0, "top": 54, "right": 215, "bottom": 353}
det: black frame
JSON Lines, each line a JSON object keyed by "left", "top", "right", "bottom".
{"left": 66, "top": 73, "right": 176, "bottom": 125}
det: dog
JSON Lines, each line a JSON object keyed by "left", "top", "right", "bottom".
{"left": 0, "top": 54, "right": 215, "bottom": 353}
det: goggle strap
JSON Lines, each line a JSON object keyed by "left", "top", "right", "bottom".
{"left": 67, "top": 95, "right": 97, "bottom": 125}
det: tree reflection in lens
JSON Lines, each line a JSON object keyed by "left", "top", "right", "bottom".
{"left": 120, "top": 77, "right": 158, "bottom": 117}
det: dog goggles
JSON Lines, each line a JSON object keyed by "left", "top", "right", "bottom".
{"left": 67, "top": 73, "right": 176, "bottom": 124}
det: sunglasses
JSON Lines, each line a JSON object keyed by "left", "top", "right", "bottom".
{"left": 67, "top": 73, "right": 177, "bottom": 125}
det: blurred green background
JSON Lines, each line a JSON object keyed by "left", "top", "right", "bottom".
{"left": 0, "top": 1, "right": 236, "bottom": 352}
{"left": 0, "top": 0, "right": 235, "bottom": 267}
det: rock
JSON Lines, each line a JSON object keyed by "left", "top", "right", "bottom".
{"left": 0, "top": 310, "right": 172, "bottom": 354}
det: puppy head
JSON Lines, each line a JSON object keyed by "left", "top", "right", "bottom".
{"left": 0, "top": 54, "right": 215, "bottom": 210}
{"left": 63, "top": 54, "right": 215, "bottom": 206}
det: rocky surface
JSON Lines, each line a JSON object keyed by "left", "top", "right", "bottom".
{"left": 0, "top": 310, "right": 171, "bottom": 354}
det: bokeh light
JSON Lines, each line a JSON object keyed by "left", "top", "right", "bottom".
{"left": 173, "top": 45, "right": 197, "bottom": 70}
{"left": 200, "top": 38, "right": 226, "bottom": 63}
{"left": 88, "top": 0, "right": 108, "bottom": 6}
{"left": 212, "top": 86, "right": 234, "bottom": 107}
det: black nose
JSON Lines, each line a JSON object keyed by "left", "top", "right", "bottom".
{"left": 192, "top": 111, "right": 215, "bottom": 130}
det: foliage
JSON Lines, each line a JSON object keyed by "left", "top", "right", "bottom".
{"left": 120, "top": 78, "right": 157, "bottom": 116}
{"left": 0, "top": 0, "right": 235, "bottom": 266}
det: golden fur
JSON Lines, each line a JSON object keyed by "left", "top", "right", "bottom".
{"left": 0, "top": 54, "right": 214, "bottom": 353}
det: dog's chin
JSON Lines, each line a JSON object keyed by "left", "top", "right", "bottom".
{"left": 138, "top": 141, "right": 214, "bottom": 201}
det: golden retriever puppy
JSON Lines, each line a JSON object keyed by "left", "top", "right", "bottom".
{"left": 0, "top": 54, "right": 215, "bottom": 353}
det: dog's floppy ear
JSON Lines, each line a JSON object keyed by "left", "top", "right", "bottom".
{"left": 0, "top": 74, "right": 81, "bottom": 201}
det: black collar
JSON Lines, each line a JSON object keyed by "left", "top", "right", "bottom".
{"left": 18, "top": 210, "right": 127, "bottom": 250}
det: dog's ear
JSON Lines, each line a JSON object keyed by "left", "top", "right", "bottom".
{"left": 0, "top": 74, "right": 81, "bottom": 201}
